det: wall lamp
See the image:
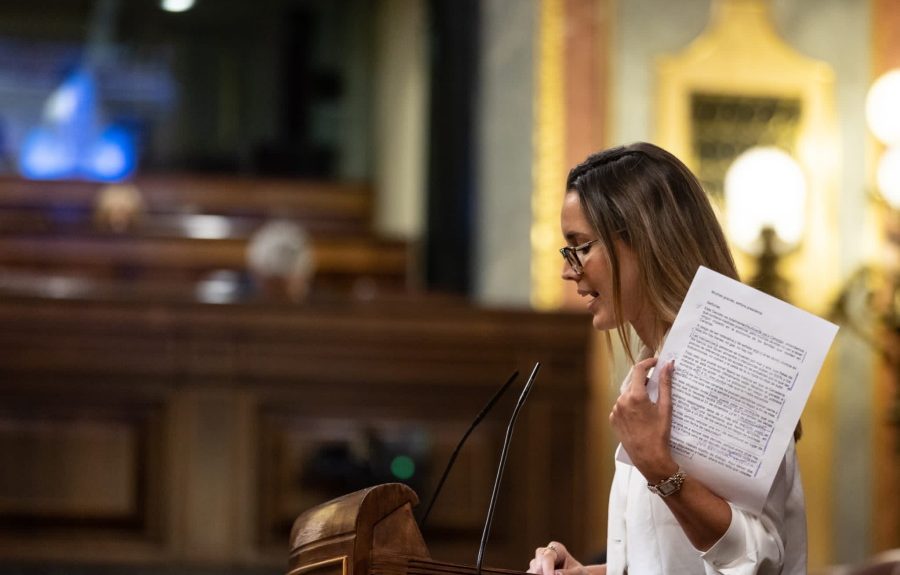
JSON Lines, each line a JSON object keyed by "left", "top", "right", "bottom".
{"left": 868, "top": 69, "right": 900, "bottom": 210}
{"left": 724, "top": 146, "right": 807, "bottom": 302}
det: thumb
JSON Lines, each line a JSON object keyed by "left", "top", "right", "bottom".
{"left": 628, "top": 357, "right": 658, "bottom": 395}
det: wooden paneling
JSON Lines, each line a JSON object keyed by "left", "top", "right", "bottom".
{"left": 0, "top": 417, "right": 137, "bottom": 518}
{"left": 0, "top": 394, "right": 168, "bottom": 563}
{"left": 0, "top": 294, "right": 596, "bottom": 568}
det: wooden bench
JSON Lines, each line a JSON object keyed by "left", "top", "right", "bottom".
{"left": 0, "top": 175, "right": 410, "bottom": 296}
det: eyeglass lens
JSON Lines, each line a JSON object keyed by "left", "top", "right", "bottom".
{"left": 561, "top": 248, "right": 582, "bottom": 272}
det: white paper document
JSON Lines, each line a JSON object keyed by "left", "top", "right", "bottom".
{"left": 615, "top": 266, "right": 838, "bottom": 514}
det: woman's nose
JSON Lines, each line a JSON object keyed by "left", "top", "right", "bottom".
{"left": 561, "top": 261, "right": 580, "bottom": 281}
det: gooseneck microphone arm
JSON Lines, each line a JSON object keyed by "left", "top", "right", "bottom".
{"left": 475, "top": 362, "right": 541, "bottom": 575}
{"left": 418, "top": 370, "right": 520, "bottom": 530}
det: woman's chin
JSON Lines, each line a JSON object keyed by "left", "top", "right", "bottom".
{"left": 591, "top": 312, "right": 617, "bottom": 332}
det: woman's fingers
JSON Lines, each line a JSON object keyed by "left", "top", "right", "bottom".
{"left": 611, "top": 357, "right": 659, "bottom": 425}
{"left": 609, "top": 357, "right": 678, "bottom": 473}
{"left": 526, "top": 542, "right": 570, "bottom": 575}
{"left": 626, "top": 357, "right": 658, "bottom": 395}
{"left": 538, "top": 546, "right": 558, "bottom": 575}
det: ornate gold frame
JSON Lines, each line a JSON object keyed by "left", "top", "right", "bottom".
{"left": 656, "top": 0, "right": 838, "bottom": 310}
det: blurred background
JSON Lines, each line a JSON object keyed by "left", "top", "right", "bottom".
{"left": 0, "top": 0, "right": 898, "bottom": 574}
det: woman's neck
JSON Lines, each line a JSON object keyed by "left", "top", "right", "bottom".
{"left": 633, "top": 318, "right": 669, "bottom": 352}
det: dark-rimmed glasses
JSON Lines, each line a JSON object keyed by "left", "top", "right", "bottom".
{"left": 559, "top": 239, "right": 601, "bottom": 275}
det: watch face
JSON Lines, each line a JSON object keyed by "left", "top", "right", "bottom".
{"left": 658, "top": 482, "right": 678, "bottom": 496}
{"left": 649, "top": 471, "right": 684, "bottom": 497}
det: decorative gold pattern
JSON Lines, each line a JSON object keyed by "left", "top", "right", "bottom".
{"left": 691, "top": 93, "right": 802, "bottom": 201}
{"left": 531, "top": 0, "right": 567, "bottom": 310}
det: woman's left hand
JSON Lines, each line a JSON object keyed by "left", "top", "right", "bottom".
{"left": 609, "top": 357, "right": 678, "bottom": 482}
{"left": 526, "top": 542, "right": 589, "bottom": 575}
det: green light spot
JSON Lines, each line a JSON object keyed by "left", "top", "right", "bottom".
{"left": 390, "top": 455, "right": 415, "bottom": 480}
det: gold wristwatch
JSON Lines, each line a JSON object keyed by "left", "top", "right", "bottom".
{"left": 647, "top": 468, "right": 686, "bottom": 497}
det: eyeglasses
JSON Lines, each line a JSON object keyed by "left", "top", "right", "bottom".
{"left": 559, "top": 239, "right": 601, "bottom": 275}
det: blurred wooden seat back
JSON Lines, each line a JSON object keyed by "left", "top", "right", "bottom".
{"left": 0, "top": 175, "right": 410, "bottom": 298}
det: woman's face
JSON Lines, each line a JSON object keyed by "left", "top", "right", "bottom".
{"left": 560, "top": 192, "right": 647, "bottom": 334}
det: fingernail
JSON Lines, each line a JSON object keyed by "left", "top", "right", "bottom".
{"left": 555, "top": 571, "right": 563, "bottom": 575}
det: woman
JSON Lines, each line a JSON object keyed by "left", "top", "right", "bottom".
{"left": 527, "top": 143, "right": 806, "bottom": 575}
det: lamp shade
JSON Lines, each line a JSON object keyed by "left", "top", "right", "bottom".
{"left": 724, "top": 146, "right": 807, "bottom": 253}
{"left": 866, "top": 69, "right": 900, "bottom": 146}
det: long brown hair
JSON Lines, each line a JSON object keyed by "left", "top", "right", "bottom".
{"left": 566, "top": 142, "right": 739, "bottom": 361}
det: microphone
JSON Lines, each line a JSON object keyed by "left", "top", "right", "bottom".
{"left": 475, "top": 362, "right": 541, "bottom": 575}
{"left": 419, "top": 369, "right": 519, "bottom": 530}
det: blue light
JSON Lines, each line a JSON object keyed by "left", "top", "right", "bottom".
{"left": 17, "top": 67, "right": 139, "bottom": 182}
{"left": 19, "top": 127, "right": 76, "bottom": 180}
{"left": 83, "top": 125, "right": 137, "bottom": 181}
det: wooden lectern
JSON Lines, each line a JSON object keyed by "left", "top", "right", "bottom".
{"left": 288, "top": 483, "right": 525, "bottom": 575}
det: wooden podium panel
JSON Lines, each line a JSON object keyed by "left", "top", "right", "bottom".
{"left": 289, "top": 484, "right": 428, "bottom": 575}
{"left": 289, "top": 484, "right": 528, "bottom": 575}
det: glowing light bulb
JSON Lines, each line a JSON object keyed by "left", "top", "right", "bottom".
{"left": 161, "top": 0, "right": 196, "bottom": 13}
{"left": 724, "top": 147, "right": 807, "bottom": 253}
{"left": 866, "top": 69, "right": 900, "bottom": 146}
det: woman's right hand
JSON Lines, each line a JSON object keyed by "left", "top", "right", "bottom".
{"left": 526, "top": 542, "right": 595, "bottom": 575}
